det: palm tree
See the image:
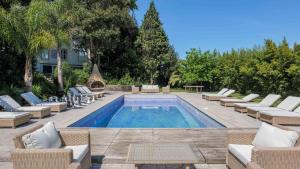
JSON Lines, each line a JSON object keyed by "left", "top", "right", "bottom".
{"left": 48, "top": 0, "right": 74, "bottom": 94}
{"left": 0, "top": 1, "right": 56, "bottom": 91}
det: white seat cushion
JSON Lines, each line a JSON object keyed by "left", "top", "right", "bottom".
{"left": 37, "top": 102, "right": 67, "bottom": 106}
{"left": 221, "top": 99, "right": 244, "bottom": 102}
{"left": 252, "top": 122, "right": 299, "bottom": 147}
{"left": 22, "top": 121, "right": 62, "bottom": 149}
{"left": 228, "top": 144, "right": 254, "bottom": 165}
{"left": 247, "top": 106, "right": 282, "bottom": 112}
{"left": 0, "top": 112, "right": 29, "bottom": 119}
{"left": 64, "top": 145, "right": 89, "bottom": 162}
{"left": 17, "top": 106, "right": 50, "bottom": 111}
{"left": 234, "top": 103, "right": 266, "bottom": 108}
{"left": 260, "top": 110, "right": 300, "bottom": 117}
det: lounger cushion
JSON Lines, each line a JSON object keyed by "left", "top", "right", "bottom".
{"left": 22, "top": 121, "right": 62, "bottom": 149}
{"left": 0, "top": 112, "right": 29, "bottom": 119}
{"left": 242, "top": 94, "right": 259, "bottom": 102}
{"left": 228, "top": 144, "right": 254, "bottom": 165}
{"left": 234, "top": 103, "right": 265, "bottom": 107}
{"left": 260, "top": 110, "right": 300, "bottom": 117}
{"left": 16, "top": 106, "right": 50, "bottom": 112}
{"left": 276, "top": 96, "right": 300, "bottom": 111}
{"left": 64, "top": 144, "right": 89, "bottom": 162}
{"left": 221, "top": 99, "right": 245, "bottom": 103}
{"left": 252, "top": 123, "right": 299, "bottom": 148}
{"left": 247, "top": 106, "right": 282, "bottom": 112}
{"left": 36, "top": 102, "right": 67, "bottom": 106}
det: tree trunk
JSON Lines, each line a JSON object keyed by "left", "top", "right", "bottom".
{"left": 57, "top": 46, "right": 64, "bottom": 93}
{"left": 150, "top": 72, "right": 153, "bottom": 85}
{"left": 24, "top": 55, "right": 33, "bottom": 91}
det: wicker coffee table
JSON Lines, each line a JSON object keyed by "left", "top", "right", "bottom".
{"left": 127, "top": 143, "right": 199, "bottom": 169}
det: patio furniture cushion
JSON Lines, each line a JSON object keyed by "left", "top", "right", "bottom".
{"left": 22, "top": 121, "right": 62, "bottom": 149}
{"left": 242, "top": 94, "right": 259, "bottom": 102}
{"left": 276, "top": 96, "right": 300, "bottom": 111}
{"left": 228, "top": 144, "right": 254, "bottom": 165}
{"left": 0, "top": 112, "right": 29, "bottom": 119}
{"left": 259, "top": 94, "right": 282, "bottom": 106}
{"left": 252, "top": 123, "right": 299, "bottom": 148}
{"left": 16, "top": 106, "right": 50, "bottom": 112}
{"left": 260, "top": 110, "right": 300, "bottom": 117}
{"left": 0, "top": 95, "right": 22, "bottom": 110}
{"left": 222, "top": 89, "right": 235, "bottom": 97}
{"left": 217, "top": 88, "right": 228, "bottom": 95}
{"left": 64, "top": 144, "right": 89, "bottom": 162}
{"left": 36, "top": 102, "right": 66, "bottom": 106}
{"left": 21, "top": 92, "right": 42, "bottom": 105}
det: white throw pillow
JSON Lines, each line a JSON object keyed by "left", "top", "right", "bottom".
{"left": 22, "top": 127, "right": 50, "bottom": 149}
{"left": 43, "top": 121, "right": 62, "bottom": 148}
{"left": 252, "top": 122, "right": 299, "bottom": 147}
{"left": 22, "top": 121, "right": 62, "bottom": 149}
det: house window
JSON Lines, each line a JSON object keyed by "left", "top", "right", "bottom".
{"left": 40, "top": 50, "right": 49, "bottom": 60}
{"left": 42, "top": 65, "right": 52, "bottom": 74}
{"left": 51, "top": 49, "right": 57, "bottom": 58}
{"left": 61, "top": 49, "right": 68, "bottom": 60}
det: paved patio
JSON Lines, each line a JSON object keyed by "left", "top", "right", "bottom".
{"left": 1, "top": 91, "right": 295, "bottom": 169}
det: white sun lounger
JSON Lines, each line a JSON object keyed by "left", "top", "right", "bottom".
{"left": 258, "top": 106, "right": 300, "bottom": 125}
{"left": 234, "top": 94, "right": 281, "bottom": 113}
{"left": 205, "top": 89, "right": 235, "bottom": 101}
{"left": 0, "top": 111, "right": 31, "bottom": 128}
{"left": 21, "top": 92, "right": 67, "bottom": 112}
{"left": 247, "top": 96, "right": 300, "bottom": 119}
{"left": 81, "top": 86, "right": 104, "bottom": 98}
{"left": 75, "top": 86, "right": 97, "bottom": 100}
{"left": 220, "top": 93, "right": 259, "bottom": 107}
{"left": 202, "top": 88, "right": 228, "bottom": 99}
{"left": 0, "top": 95, "right": 51, "bottom": 118}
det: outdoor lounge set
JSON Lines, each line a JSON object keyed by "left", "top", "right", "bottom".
{"left": 0, "top": 85, "right": 105, "bottom": 128}
{"left": 131, "top": 85, "right": 170, "bottom": 94}
{"left": 8, "top": 120, "right": 300, "bottom": 169}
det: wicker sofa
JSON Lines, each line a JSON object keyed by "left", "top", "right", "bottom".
{"left": 11, "top": 124, "right": 91, "bottom": 169}
{"left": 141, "top": 85, "right": 160, "bottom": 93}
{"left": 226, "top": 125, "right": 300, "bottom": 169}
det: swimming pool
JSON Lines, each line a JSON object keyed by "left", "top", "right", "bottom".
{"left": 69, "top": 94, "right": 224, "bottom": 128}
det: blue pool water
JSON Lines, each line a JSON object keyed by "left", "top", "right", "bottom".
{"left": 69, "top": 95, "right": 224, "bottom": 128}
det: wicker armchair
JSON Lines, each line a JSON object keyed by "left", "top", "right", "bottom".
{"left": 226, "top": 127, "right": 300, "bottom": 169}
{"left": 11, "top": 125, "right": 91, "bottom": 169}
{"left": 162, "top": 85, "right": 170, "bottom": 93}
{"left": 132, "top": 86, "right": 140, "bottom": 94}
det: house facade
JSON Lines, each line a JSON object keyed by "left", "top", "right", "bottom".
{"left": 35, "top": 43, "right": 88, "bottom": 75}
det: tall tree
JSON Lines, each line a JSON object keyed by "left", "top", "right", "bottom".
{"left": 0, "top": 0, "right": 56, "bottom": 91}
{"left": 136, "top": 1, "right": 177, "bottom": 85}
{"left": 71, "top": 0, "right": 139, "bottom": 79}
{"left": 48, "top": 0, "right": 74, "bottom": 94}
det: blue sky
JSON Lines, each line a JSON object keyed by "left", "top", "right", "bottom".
{"left": 134, "top": 0, "right": 300, "bottom": 58}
